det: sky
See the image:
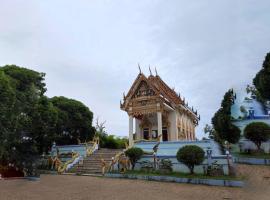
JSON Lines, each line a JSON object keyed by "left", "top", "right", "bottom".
{"left": 0, "top": 0, "right": 270, "bottom": 139}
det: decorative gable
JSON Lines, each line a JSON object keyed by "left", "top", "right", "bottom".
{"left": 132, "top": 80, "right": 156, "bottom": 99}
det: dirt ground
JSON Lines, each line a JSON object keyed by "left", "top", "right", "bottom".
{"left": 0, "top": 164, "right": 270, "bottom": 200}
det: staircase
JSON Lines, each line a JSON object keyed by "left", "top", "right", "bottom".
{"left": 71, "top": 148, "right": 122, "bottom": 175}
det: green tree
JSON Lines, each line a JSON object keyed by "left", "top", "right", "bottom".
{"left": 212, "top": 89, "right": 241, "bottom": 144}
{"left": 125, "top": 147, "right": 144, "bottom": 170}
{"left": 50, "top": 96, "right": 95, "bottom": 145}
{"left": 176, "top": 145, "right": 205, "bottom": 174}
{"left": 0, "top": 65, "right": 97, "bottom": 175}
{"left": 0, "top": 71, "right": 16, "bottom": 163}
{"left": 32, "top": 96, "right": 58, "bottom": 154}
{"left": 244, "top": 122, "right": 270, "bottom": 150}
{"left": 0, "top": 65, "right": 46, "bottom": 172}
{"left": 253, "top": 52, "right": 270, "bottom": 101}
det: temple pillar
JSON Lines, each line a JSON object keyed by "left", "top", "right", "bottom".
{"left": 129, "top": 115, "right": 134, "bottom": 146}
{"left": 135, "top": 118, "right": 140, "bottom": 140}
{"left": 157, "top": 112, "right": 162, "bottom": 142}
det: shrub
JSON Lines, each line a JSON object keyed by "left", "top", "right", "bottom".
{"left": 176, "top": 145, "right": 205, "bottom": 174}
{"left": 244, "top": 122, "right": 270, "bottom": 150}
{"left": 99, "top": 134, "right": 128, "bottom": 149}
{"left": 125, "top": 147, "right": 144, "bottom": 170}
{"left": 159, "top": 159, "right": 173, "bottom": 174}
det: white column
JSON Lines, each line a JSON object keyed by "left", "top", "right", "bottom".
{"left": 157, "top": 112, "right": 162, "bottom": 142}
{"left": 135, "top": 118, "right": 140, "bottom": 140}
{"left": 129, "top": 115, "right": 134, "bottom": 146}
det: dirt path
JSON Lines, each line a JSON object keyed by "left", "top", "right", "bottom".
{"left": 0, "top": 164, "right": 270, "bottom": 200}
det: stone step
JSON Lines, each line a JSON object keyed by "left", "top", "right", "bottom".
{"left": 67, "top": 148, "right": 122, "bottom": 174}
{"left": 77, "top": 168, "right": 102, "bottom": 172}
{"left": 78, "top": 163, "right": 101, "bottom": 167}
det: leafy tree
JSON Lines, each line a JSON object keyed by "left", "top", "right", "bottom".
{"left": 32, "top": 96, "right": 58, "bottom": 154}
{"left": 0, "top": 65, "right": 97, "bottom": 175}
{"left": 125, "top": 147, "right": 144, "bottom": 170}
{"left": 244, "top": 122, "right": 270, "bottom": 150}
{"left": 0, "top": 71, "right": 16, "bottom": 163}
{"left": 0, "top": 65, "right": 46, "bottom": 173}
{"left": 212, "top": 89, "right": 241, "bottom": 144}
{"left": 253, "top": 52, "right": 270, "bottom": 101}
{"left": 176, "top": 145, "right": 205, "bottom": 174}
{"left": 94, "top": 119, "right": 128, "bottom": 149}
{"left": 50, "top": 96, "right": 95, "bottom": 145}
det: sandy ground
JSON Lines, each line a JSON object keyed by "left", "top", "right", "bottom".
{"left": 0, "top": 164, "right": 270, "bottom": 200}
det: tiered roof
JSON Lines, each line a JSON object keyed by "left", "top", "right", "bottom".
{"left": 121, "top": 71, "right": 199, "bottom": 120}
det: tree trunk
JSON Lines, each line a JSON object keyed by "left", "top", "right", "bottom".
{"left": 189, "top": 166, "right": 194, "bottom": 174}
{"left": 255, "top": 142, "right": 261, "bottom": 151}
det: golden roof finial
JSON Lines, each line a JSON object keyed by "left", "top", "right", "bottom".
{"left": 138, "top": 63, "right": 142, "bottom": 74}
{"left": 149, "top": 65, "right": 152, "bottom": 76}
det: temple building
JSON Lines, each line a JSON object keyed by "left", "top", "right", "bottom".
{"left": 121, "top": 69, "right": 200, "bottom": 145}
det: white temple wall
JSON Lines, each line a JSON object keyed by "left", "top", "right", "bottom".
{"left": 169, "top": 111, "right": 177, "bottom": 141}
{"left": 175, "top": 112, "right": 196, "bottom": 141}
{"left": 135, "top": 118, "right": 141, "bottom": 140}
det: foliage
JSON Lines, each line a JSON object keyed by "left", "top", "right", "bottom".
{"left": 159, "top": 158, "right": 173, "bottom": 173}
{"left": 0, "top": 65, "right": 46, "bottom": 174}
{"left": 125, "top": 147, "right": 144, "bottom": 170}
{"left": 244, "top": 122, "right": 270, "bottom": 150}
{"left": 140, "top": 160, "right": 154, "bottom": 172}
{"left": 211, "top": 89, "right": 241, "bottom": 144}
{"left": 176, "top": 145, "right": 205, "bottom": 174}
{"left": 95, "top": 119, "right": 128, "bottom": 149}
{"left": 253, "top": 52, "right": 270, "bottom": 101}
{"left": 50, "top": 96, "right": 95, "bottom": 145}
{"left": 32, "top": 96, "right": 58, "bottom": 154}
{"left": 0, "top": 65, "right": 95, "bottom": 175}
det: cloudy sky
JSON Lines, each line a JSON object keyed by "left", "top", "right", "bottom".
{"left": 1, "top": 0, "right": 270, "bottom": 138}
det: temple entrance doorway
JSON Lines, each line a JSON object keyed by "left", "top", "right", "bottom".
{"left": 143, "top": 128, "right": 150, "bottom": 140}
{"left": 162, "top": 127, "right": 168, "bottom": 141}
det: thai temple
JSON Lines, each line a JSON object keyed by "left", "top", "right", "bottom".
{"left": 120, "top": 69, "right": 200, "bottom": 146}
{"left": 48, "top": 68, "right": 229, "bottom": 175}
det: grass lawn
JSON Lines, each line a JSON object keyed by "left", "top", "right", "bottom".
{"left": 233, "top": 152, "right": 270, "bottom": 159}
{"left": 111, "top": 170, "right": 244, "bottom": 181}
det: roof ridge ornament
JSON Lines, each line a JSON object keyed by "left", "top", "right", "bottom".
{"left": 138, "top": 63, "right": 142, "bottom": 74}
{"left": 155, "top": 67, "right": 158, "bottom": 76}
{"left": 149, "top": 65, "right": 153, "bottom": 76}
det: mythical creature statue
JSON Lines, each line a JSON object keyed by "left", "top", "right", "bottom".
{"left": 100, "top": 158, "right": 107, "bottom": 176}
{"left": 118, "top": 155, "right": 130, "bottom": 173}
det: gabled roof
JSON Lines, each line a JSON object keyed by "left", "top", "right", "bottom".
{"left": 124, "top": 72, "right": 183, "bottom": 106}
{"left": 124, "top": 73, "right": 160, "bottom": 102}
{"left": 121, "top": 71, "right": 199, "bottom": 121}
{"left": 148, "top": 75, "right": 183, "bottom": 105}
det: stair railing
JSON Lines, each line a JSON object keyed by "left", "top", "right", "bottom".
{"left": 54, "top": 137, "right": 100, "bottom": 174}
{"left": 86, "top": 136, "right": 99, "bottom": 156}
{"left": 106, "top": 142, "right": 131, "bottom": 174}
{"left": 57, "top": 152, "right": 80, "bottom": 174}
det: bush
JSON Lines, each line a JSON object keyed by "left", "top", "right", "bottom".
{"left": 140, "top": 160, "right": 154, "bottom": 173}
{"left": 98, "top": 134, "right": 128, "bottom": 149}
{"left": 125, "top": 147, "right": 144, "bottom": 170}
{"left": 159, "top": 159, "right": 173, "bottom": 174}
{"left": 244, "top": 122, "right": 270, "bottom": 150}
{"left": 176, "top": 145, "right": 205, "bottom": 174}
